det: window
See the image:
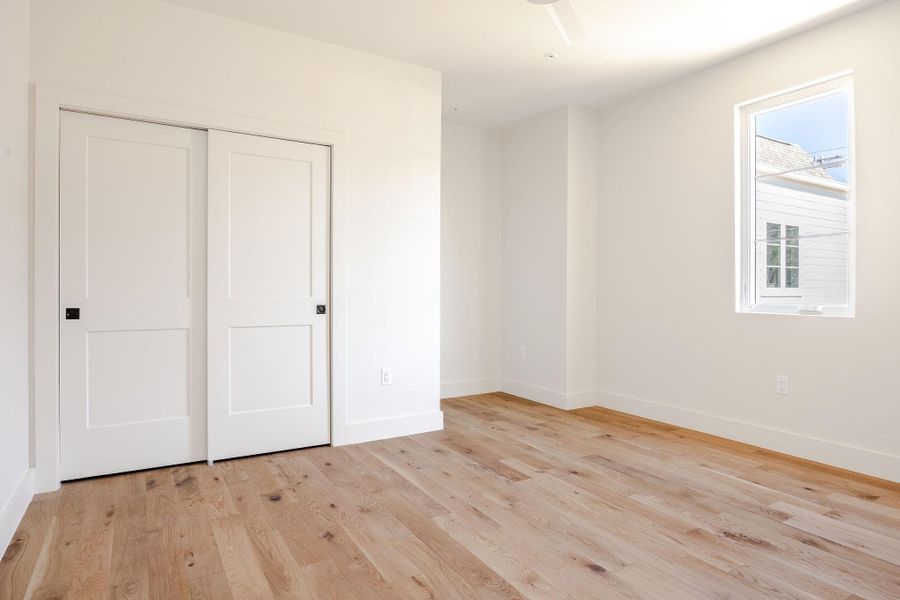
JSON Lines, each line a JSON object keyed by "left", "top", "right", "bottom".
{"left": 736, "top": 74, "right": 854, "bottom": 316}
{"left": 765, "top": 223, "right": 800, "bottom": 290}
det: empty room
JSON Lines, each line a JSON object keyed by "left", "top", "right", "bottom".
{"left": 1, "top": 0, "right": 899, "bottom": 598}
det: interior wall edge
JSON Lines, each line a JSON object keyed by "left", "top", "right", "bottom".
{"left": 596, "top": 390, "right": 900, "bottom": 483}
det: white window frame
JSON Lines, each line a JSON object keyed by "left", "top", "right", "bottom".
{"left": 735, "top": 72, "right": 855, "bottom": 318}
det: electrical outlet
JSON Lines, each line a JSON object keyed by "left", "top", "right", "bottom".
{"left": 775, "top": 375, "right": 789, "bottom": 395}
{"left": 519, "top": 345, "right": 527, "bottom": 359}
{"left": 381, "top": 368, "right": 392, "bottom": 386}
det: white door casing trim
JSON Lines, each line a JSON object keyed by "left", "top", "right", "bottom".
{"left": 33, "top": 84, "right": 349, "bottom": 492}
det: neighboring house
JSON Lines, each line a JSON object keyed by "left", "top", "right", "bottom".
{"left": 754, "top": 135, "right": 850, "bottom": 307}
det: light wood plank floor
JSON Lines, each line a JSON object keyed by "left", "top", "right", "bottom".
{"left": 2, "top": 393, "right": 900, "bottom": 599}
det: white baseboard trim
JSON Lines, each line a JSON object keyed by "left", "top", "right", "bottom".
{"left": 500, "top": 379, "right": 597, "bottom": 411}
{"left": 596, "top": 390, "right": 900, "bottom": 483}
{"left": 441, "top": 378, "right": 501, "bottom": 399}
{"left": 565, "top": 389, "right": 599, "bottom": 410}
{"left": 341, "top": 410, "right": 444, "bottom": 445}
{"left": 0, "top": 468, "right": 34, "bottom": 556}
{"left": 502, "top": 379, "right": 567, "bottom": 409}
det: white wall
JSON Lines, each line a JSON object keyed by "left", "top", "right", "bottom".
{"left": 500, "top": 108, "right": 570, "bottom": 403}
{"left": 31, "top": 0, "right": 442, "bottom": 444}
{"left": 0, "top": 0, "right": 34, "bottom": 552}
{"left": 594, "top": 0, "right": 900, "bottom": 481}
{"left": 498, "top": 106, "right": 600, "bottom": 409}
{"left": 440, "top": 123, "right": 502, "bottom": 398}
{"left": 566, "top": 107, "right": 600, "bottom": 404}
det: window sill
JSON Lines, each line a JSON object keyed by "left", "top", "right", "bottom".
{"left": 737, "top": 306, "right": 854, "bottom": 318}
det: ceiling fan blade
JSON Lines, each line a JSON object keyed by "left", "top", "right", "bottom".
{"left": 545, "top": 0, "right": 586, "bottom": 46}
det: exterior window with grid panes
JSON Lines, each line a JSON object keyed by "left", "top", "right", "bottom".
{"left": 736, "top": 75, "right": 854, "bottom": 316}
{"left": 765, "top": 223, "right": 800, "bottom": 290}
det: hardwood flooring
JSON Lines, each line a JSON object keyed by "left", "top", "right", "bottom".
{"left": 2, "top": 393, "right": 899, "bottom": 599}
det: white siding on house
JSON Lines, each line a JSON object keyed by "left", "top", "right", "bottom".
{"left": 755, "top": 178, "right": 849, "bottom": 307}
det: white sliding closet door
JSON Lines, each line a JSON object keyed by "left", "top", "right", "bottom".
{"left": 207, "top": 130, "right": 331, "bottom": 460}
{"left": 59, "top": 111, "right": 207, "bottom": 480}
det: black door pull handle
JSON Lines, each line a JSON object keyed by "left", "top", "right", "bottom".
{"left": 65, "top": 308, "right": 80, "bottom": 320}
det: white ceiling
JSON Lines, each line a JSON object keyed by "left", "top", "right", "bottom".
{"left": 161, "top": 0, "right": 880, "bottom": 128}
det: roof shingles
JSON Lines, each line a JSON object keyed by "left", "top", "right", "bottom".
{"left": 756, "top": 135, "right": 831, "bottom": 180}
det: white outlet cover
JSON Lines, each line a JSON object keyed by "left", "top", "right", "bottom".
{"left": 776, "top": 375, "right": 789, "bottom": 395}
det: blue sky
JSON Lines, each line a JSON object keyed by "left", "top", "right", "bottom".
{"left": 756, "top": 90, "right": 849, "bottom": 183}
